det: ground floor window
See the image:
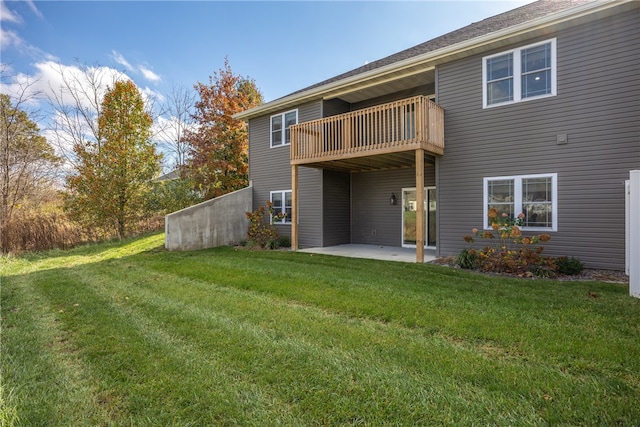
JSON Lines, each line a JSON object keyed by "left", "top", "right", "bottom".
{"left": 483, "top": 173, "right": 557, "bottom": 231}
{"left": 270, "top": 190, "right": 292, "bottom": 224}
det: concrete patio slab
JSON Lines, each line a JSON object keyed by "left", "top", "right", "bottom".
{"left": 299, "top": 244, "right": 436, "bottom": 263}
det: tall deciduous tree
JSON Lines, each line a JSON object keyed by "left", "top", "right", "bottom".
{"left": 47, "top": 62, "right": 124, "bottom": 169}
{"left": 183, "top": 58, "right": 262, "bottom": 200}
{"left": 65, "top": 80, "right": 160, "bottom": 238}
{"left": 0, "top": 93, "right": 61, "bottom": 251}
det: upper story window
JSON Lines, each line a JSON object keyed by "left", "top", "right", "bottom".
{"left": 483, "top": 173, "right": 557, "bottom": 231}
{"left": 483, "top": 38, "right": 556, "bottom": 108}
{"left": 271, "top": 110, "right": 297, "bottom": 148}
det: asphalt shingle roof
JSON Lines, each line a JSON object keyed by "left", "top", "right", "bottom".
{"left": 287, "top": 0, "right": 592, "bottom": 98}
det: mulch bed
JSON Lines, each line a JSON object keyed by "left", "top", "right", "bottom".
{"left": 429, "top": 256, "right": 629, "bottom": 284}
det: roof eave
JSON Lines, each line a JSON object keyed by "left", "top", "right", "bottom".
{"left": 234, "top": 0, "right": 627, "bottom": 121}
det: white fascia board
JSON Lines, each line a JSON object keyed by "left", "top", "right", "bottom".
{"left": 233, "top": 0, "right": 626, "bottom": 121}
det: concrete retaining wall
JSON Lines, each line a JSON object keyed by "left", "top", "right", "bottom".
{"left": 165, "top": 185, "right": 252, "bottom": 251}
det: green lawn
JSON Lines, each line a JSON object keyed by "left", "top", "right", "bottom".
{"left": 2, "top": 233, "right": 639, "bottom": 426}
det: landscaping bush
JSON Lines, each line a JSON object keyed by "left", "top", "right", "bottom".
{"left": 556, "top": 256, "right": 584, "bottom": 275}
{"left": 245, "top": 202, "right": 286, "bottom": 249}
{"left": 529, "top": 261, "right": 558, "bottom": 279}
{"left": 456, "top": 248, "right": 479, "bottom": 269}
{"left": 461, "top": 208, "right": 553, "bottom": 276}
{"left": 276, "top": 235, "right": 291, "bottom": 248}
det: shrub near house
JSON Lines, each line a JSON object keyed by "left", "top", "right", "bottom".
{"left": 459, "top": 208, "right": 581, "bottom": 278}
{"left": 245, "top": 201, "right": 289, "bottom": 249}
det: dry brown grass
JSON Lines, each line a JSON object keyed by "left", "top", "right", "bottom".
{"left": 2, "top": 210, "right": 99, "bottom": 253}
{"left": 1, "top": 210, "right": 164, "bottom": 254}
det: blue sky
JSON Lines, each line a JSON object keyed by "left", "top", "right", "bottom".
{"left": 2, "top": 0, "right": 534, "bottom": 102}
{"left": 1, "top": 0, "right": 533, "bottom": 169}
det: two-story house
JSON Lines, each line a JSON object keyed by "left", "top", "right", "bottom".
{"left": 234, "top": 0, "right": 639, "bottom": 271}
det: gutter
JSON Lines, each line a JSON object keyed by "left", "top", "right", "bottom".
{"left": 234, "top": 0, "right": 628, "bottom": 120}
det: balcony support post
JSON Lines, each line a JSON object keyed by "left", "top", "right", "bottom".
{"left": 416, "top": 149, "right": 425, "bottom": 263}
{"left": 291, "top": 164, "right": 299, "bottom": 251}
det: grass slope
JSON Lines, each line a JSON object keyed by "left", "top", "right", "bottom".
{"left": 2, "top": 233, "right": 639, "bottom": 426}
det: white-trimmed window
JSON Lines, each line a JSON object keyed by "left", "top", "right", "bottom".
{"left": 270, "top": 190, "right": 292, "bottom": 224}
{"left": 270, "top": 110, "right": 297, "bottom": 148}
{"left": 483, "top": 38, "right": 556, "bottom": 108}
{"left": 483, "top": 173, "right": 557, "bottom": 231}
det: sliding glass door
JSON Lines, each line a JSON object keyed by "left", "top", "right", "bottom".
{"left": 402, "top": 187, "right": 436, "bottom": 248}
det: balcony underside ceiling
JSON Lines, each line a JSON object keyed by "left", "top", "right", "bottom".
{"left": 325, "top": 69, "right": 436, "bottom": 104}
{"left": 298, "top": 151, "right": 436, "bottom": 173}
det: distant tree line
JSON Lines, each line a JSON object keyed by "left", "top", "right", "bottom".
{"left": 0, "top": 59, "right": 262, "bottom": 253}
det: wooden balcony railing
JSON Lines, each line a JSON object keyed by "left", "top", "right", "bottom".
{"left": 290, "top": 96, "right": 444, "bottom": 166}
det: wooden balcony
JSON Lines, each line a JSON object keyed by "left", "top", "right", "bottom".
{"left": 290, "top": 96, "right": 444, "bottom": 171}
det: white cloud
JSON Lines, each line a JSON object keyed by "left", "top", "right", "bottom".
{"left": 0, "top": 27, "right": 21, "bottom": 49}
{"left": 37, "top": 61, "right": 129, "bottom": 107}
{"left": 1, "top": 58, "right": 167, "bottom": 174}
{"left": 152, "top": 114, "right": 198, "bottom": 172}
{"left": 0, "top": 71, "right": 42, "bottom": 108}
{"left": 0, "top": 61, "right": 134, "bottom": 118}
{"left": 0, "top": 0, "right": 22, "bottom": 23}
{"left": 24, "top": 0, "right": 43, "bottom": 20}
{"left": 1, "top": 60, "right": 164, "bottom": 115}
{"left": 3, "top": 61, "right": 153, "bottom": 168}
{"left": 44, "top": 110, "right": 90, "bottom": 163}
{"left": 110, "top": 51, "right": 161, "bottom": 84}
{"left": 0, "top": 26, "right": 57, "bottom": 61}
{"left": 140, "top": 66, "right": 161, "bottom": 83}
{"left": 153, "top": 115, "right": 196, "bottom": 143}
{"left": 1, "top": 0, "right": 42, "bottom": 22}
{"left": 111, "top": 50, "right": 134, "bottom": 71}
{"left": 141, "top": 85, "right": 164, "bottom": 104}
{"left": 1, "top": 0, "right": 47, "bottom": 56}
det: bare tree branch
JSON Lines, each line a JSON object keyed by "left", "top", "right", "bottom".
{"left": 46, "top": 61, "right": 122, "bottom": 167}
{"left": 155, "top": 83, "right": 196, "bottom": 173}
{"left": 0, "top": 68, "right": 61, "bottom": 251}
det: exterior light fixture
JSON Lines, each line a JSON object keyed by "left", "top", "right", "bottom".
{"left": 390, "top": 193, "right": 397, "bottom": 205}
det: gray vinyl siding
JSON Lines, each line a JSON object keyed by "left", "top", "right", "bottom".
{"left": 297, "top": 166, "right": 322, "bottom": 248}
{"left": 351, "top": 84, "right": 434, "bottom": 111}
{"left": 351, "top": 167, "right": 435, "bottom": 246}
{"left": 322, "top": 84, "right": 434, "bottom": 117}
{"left": 436, "top": 8, "right": 640, "bottom": 270}
{"left": 323, "top": 98, "right": 350, "bottom": 117}
{"left": 248, "top": 101, "right": 323, "bottom": 247}
{"left": 322, "top": 170, "right": 351, "bottom": 246}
